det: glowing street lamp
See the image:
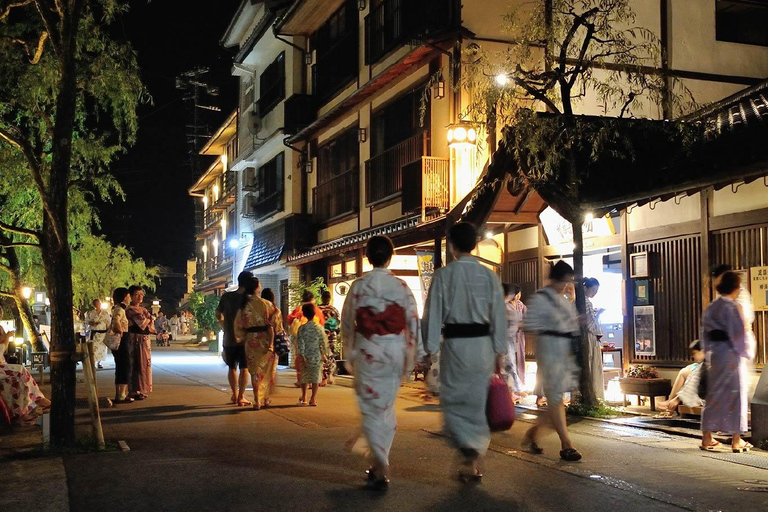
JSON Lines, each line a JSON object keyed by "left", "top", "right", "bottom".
{"left": 495, "top": 73, "right": 509, "bottom": 87}
{"left": 21, "top": 286, "right": 33, "bottom": 300}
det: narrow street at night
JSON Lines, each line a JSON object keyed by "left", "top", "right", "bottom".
{"left": 4, "top": 339, "right": 766, "bottom": 512}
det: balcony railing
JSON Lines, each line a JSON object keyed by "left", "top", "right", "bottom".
{"left": 210, "top": 171, "right": 236, "bottom": 212}
{"left": 401, "top": 157, "right": 450, "bottom": 218}
{"left": 313, "top": 29, "right": 358, "bottom": 102}
{"left": 366, "top": 131, "right": 428, "bottom": 205}
{"left": 365, "top": 0, "right": 460, "bottom": 65}
{"left": 313, "top": 168, "right": 359, "bottom": 224}
{"left": 203, "top": 210, "right": 222, "bottom": 231}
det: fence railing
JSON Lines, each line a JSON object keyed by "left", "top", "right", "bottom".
{"left": 401, "top": 156, "right": 450, "bottom": 217}
{"left": 313, "top": 168, "right": 359, "bottom": 224}
{"left": 366, "top": 131, "right": 427, "bottom": 205}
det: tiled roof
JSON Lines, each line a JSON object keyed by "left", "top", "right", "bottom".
{"left": 244, "top": 225, "right": 285, "bottom": 270}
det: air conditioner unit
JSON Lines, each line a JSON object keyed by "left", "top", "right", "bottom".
{"left": 248, "top": 107, "right": 261, "bottom": 135}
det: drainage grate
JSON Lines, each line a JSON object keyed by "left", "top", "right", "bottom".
{"left": 708, "top": 453, "right": 768, "bottom": 470}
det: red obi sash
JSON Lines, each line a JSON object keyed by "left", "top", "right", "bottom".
{"left": 356, "top": 303, "right": 406, "bottom": 339}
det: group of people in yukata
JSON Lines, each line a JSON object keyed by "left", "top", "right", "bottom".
{"left": 108, "top": 285, "right": 156, "bottom": 403}
{"left": 342, "top": 222, "right": 587, "bottom": 492}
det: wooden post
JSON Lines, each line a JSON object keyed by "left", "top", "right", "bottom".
{"left": 701, "top": 188, "right": 712, "bottom": 308}
{"left": 537, "top": 224, "right": 547, "bottom": 289}
{"left": 82, "top": 342, "right": 105, "bottom": 450}
{"left": 620, "top": 210, "right": 630, "bottom": 372}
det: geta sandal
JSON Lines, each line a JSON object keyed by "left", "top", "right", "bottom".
{"left": 559, "top": 448, "right": 582, "bottom": 461}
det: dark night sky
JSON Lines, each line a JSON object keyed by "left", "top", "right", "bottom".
{"left": 97, "top": 1, "right": 240, "bottom": 273}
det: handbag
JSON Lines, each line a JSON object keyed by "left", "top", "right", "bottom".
{"left": 273, "top": 332, "right": 290, "bottom": 358}
{"left": 486, "top": 373, "right": 515, "bottom": 432}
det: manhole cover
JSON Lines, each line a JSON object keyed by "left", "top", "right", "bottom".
{"left": 708, "top": 453, "right": 768, "bottom": 470}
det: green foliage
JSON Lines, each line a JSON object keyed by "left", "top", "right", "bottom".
{"left": 71, "top": 235, "right": 159, "bottom": 310}
{"left": 188, "top": 292, "right": 219, "bottom": 337}
{"left": 288, "top": 277, "right": 329, "bottom": 310}
{"left": 566, "top": 400, "right": 621, "bottom": 418}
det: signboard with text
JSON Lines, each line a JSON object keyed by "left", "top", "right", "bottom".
{"left": 750, "top": 266, "right": 768, "bottom": 311}
{"left": 539, "top": 206, "right": 615, "bottom": 246}
{"left": 415, "top": 251, "right": 435, "bottom": 303}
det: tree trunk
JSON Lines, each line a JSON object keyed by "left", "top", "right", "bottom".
{"left": 572, "top": 220, "right": 597, "bottom": 407}
{"left": 44, "top": 4, "right": 85, "bottom": 447}
{"left": 0, "top": 241, "right": 45, "bottom": 350}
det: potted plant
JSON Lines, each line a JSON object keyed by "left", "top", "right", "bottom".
{"left": 619, "top": 365, "right": 672, "bottom": 411}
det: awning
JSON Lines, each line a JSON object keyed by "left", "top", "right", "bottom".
{"left": 244, "top": 224, "right": 286, "bottom": 271}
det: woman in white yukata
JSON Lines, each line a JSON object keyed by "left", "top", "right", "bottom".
{"left": 341, "top": 235, "right": 419, "bottom": 491}
{"left": 422, "top": 223, "right": 507, "bottom": 482}
{"left": 522, "top": 260, "right": 583, "bottom": 462}
{"left": 700, "top": 271, "right": 752, "bottom": 452}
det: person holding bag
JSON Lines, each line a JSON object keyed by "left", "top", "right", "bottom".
{"left": 109, "top": 287, "right": 133, "bottom": 404}
{"left": 422, "top": 223, "right": 507, "bottom": 483}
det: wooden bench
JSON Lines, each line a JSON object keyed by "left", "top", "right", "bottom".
{"left": 620, "top": 378, "right": 672, "bottom": 412}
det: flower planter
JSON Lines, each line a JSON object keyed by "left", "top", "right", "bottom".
{"left": 619, "top": 377, "right": 672, "bottom": 411}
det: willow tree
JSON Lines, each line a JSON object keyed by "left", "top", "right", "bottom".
{"left": 461, "top": 0, "right": 696, "bottom": 406}
{"left": 0, "top": 0, "right": 144, "bottom": 445}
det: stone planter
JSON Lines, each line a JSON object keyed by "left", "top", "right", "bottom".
{"left": 619, "top": 377, "right": 672, "bottom": 411}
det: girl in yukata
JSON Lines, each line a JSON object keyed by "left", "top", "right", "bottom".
{"left": 296, "top": 303, "right": 329, "bottom": 407}
{"left": 342, "top": 235, "right": 419, "bottom": 491}
{"left": 700, "top": 271, "right": 752, "bottom": 452}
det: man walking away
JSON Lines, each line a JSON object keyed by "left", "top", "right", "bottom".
{"left": 217, "top": 271, "right": 254, "bottom": 406}
{"left": 422, "top": 222, "right": 507, "bottom": 482}
{"left": 522, "top": 260, "right": 582, "bottom": 461}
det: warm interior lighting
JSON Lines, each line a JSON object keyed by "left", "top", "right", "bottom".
{"left": 213, "top": 184, "right": 220, "bottom": 202}
{"left": 202, "top": 244, "right": 208, "bottom": 261}
{"left": 221, "top": 154, "right": 228, "bottom": 171}
{"left": 212, "top": 237, "right": 219, "bottom": 257}
{"left": 435, "top": 79, "right": 445, "bottom": 99}
{"left": 220, "top": 218, "right": 227, "bottom": 240}
{"left": 203, "top": 195, "right": 208, "bottom": 209}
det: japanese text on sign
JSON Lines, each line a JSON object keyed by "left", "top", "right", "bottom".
{"left": 750, "top": 266, "right": 768, "bottom": 311}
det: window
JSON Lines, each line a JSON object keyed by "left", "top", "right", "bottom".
{"left": 310, "top": 0, "right": 358, "bottom": 101}
{"left": 226, "top": 137, "right": 238, "bottom": 166}
{"left": 371, "top": 85, "right": 429, "bottom": 156}
{"left": 245, "top": 153, "right": 284, "bottom": 219}
{"left": 258, "top": 53, "right": 286, "bottom": 116}
{"left": 716, "top": 0, "right": 768, "bottom": 46}
{"left": 313, "top": 127, "right": 360, "bottom": 223}
{"left": 317, "top": 126, "right": 359, "bottom": 184}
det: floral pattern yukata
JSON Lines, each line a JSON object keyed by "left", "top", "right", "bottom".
{"left": 0, "top": 344, "right": 47, "bottom": 423}
{"left": 341, "top": 268, "right": 419, "bottom": 468}
{"left": 701, "top": 296, "right": 749, "bottom": 435}
{"left": 235, "top": 295, "right": 277, "bottom": 406}
{"left": 296, "top": 322, "right": 329, "bottom": 384}
{"left": 126, "top": 304, "right": 154, "bottom": 395}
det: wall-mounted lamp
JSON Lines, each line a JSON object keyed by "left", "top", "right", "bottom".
{"left": 447, "top": 121, "right": 477, "bottom": 147}
{"left": 435, "top": 78, "right": 445, "bottom": 99}
{"left": 358, "top": 0, "right": 366, "bottom": 11}
{"left": 305, "top": 52, "right": 312, "bottom": 66}
{"left": 358, "top": 127, "right": 367, "bottom": 143}
{"left": 304, "top": 159, "right": 313, "bottom": 174}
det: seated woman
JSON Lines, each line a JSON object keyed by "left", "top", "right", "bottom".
{"left": 1, "top": 306, "right": 51, "bottom": 425}
{"left": 656, "top": 340, "right": 705, "bottom": 415}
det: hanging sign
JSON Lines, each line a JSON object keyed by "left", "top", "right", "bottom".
{"left": 415, "top": 251, "right": 435, "bottom": 303}
{"left": 750, "top": 266, "right": 768, "bottom": 311}
{"left": 539, "top": 206, "right": 615, "bottom": 246}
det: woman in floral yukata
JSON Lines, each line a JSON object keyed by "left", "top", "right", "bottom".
{"left": 341, "top": 235, "right": 419, "bottom": 491}
{"left": 0, "top": 305, "right": 50, "bottom": 424}
{"left": 700, "top": 271, "right": 752, "bottom": 453}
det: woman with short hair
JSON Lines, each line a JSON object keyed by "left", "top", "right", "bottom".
{"left": 342, "top": 235, "right": 419, "bottom": 490}
{"left": 700, "top": 271, "right": 751, "bottom": 452}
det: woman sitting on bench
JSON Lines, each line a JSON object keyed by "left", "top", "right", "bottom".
{"left": 656, "top": 340, "right": 705, "bottom": 416}
{"left": 0, "top": 306, "right": 51, "bottom": 425}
